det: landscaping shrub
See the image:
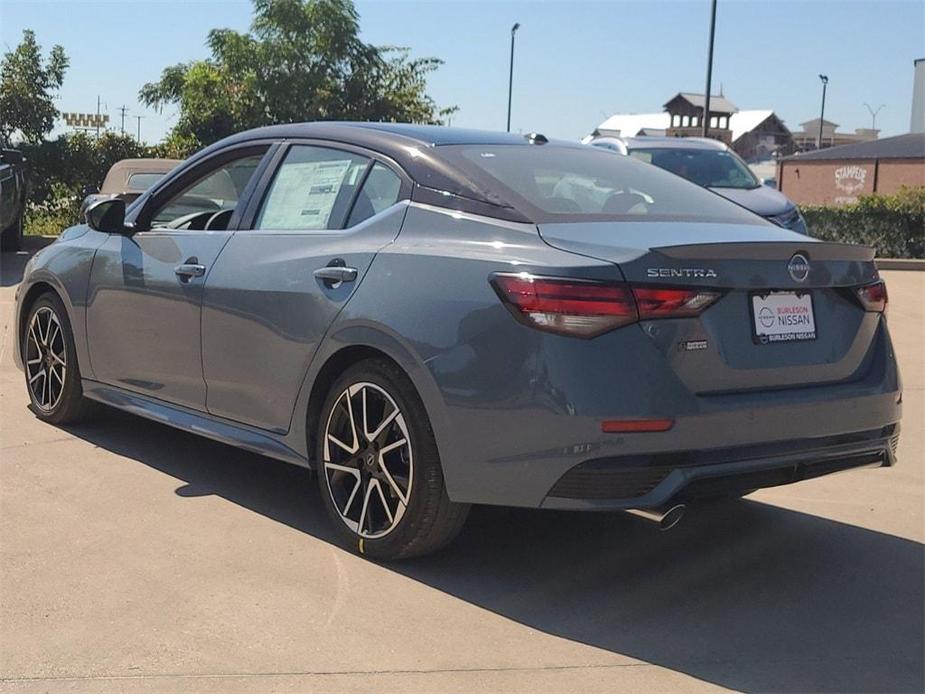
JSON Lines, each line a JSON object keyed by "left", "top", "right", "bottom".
{"left": 800, "top": 187, "right": 925, "bottom": 259}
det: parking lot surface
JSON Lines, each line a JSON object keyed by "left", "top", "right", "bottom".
{"left": 1, "top": 240, "right": 922, "bottom": 693}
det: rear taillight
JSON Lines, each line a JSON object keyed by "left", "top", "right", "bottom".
{"left": 491, "top": 274, "right": 637, "bottom": 338}
{"left": 633, "top": 287, "right": 722, "bottom": 319}
{"left": 491, "top": 273, "right": 721, "bottom": 338}
{"left": 856, "top": 281, "right": 888, "bottom": 313}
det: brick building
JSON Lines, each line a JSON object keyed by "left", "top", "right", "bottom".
{"left": 777, "top": 133, "right": 925, "bottom": 205}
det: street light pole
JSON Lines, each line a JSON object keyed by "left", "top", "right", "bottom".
{"left": 701, "top": 0, "right": 717, "bottom": 138}
{"left": 817, "top": 74, "right": 829, "bottom": 149}
{"left": 863, "top": 102, "right": 885, "bottom": 130}
{"left": 506, "top": 23, "right": 520, "bottom": 133}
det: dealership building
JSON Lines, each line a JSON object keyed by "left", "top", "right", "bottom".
{"left": 777, "top": 133, "right": 925, "bottom": 205}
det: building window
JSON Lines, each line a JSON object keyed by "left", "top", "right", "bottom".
{"left": 682, "top": 115, "right": 690, "bottom": 127}
{"left": 672, "top": 115, "right": 681, "bottom": 127}
{"left": 710, "top": 116, "right": 718, "bottom": 128}
{"left": 691, "top": 116, "right": 699, "bottom": 127}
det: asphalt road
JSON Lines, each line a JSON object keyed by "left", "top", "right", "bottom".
{"left": 1, "top": 239, "right": 922, "bottom": 693}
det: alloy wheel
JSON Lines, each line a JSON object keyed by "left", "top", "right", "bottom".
{"left": 322, "top": 382, "right": 413, "bottom": 539}
{"left": 25, "top": 306, "right": 67, "bottom": 412}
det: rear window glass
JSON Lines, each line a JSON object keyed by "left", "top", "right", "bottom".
{"left": 629, "top": 147, "right": 759, "bottom": 190}
{"left": 126, "top": 172, "right": 167, "bottom": 190}
{"left": 439, "top": 144, "right": 766, "bottom": 225}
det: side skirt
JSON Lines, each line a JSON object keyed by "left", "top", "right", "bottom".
{"left": 81, "top": 379, "right": 308, "bottom": 467}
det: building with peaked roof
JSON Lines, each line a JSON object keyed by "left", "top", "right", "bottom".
{"left": 592, "top": 103, "right": 793, "bottom": 163}
{"left": 791, "top": 118, "right": 878, "bottom": 151}
{"left": 778, "top": 132, "right": 925, "bottom": 205}
{"left": 663, "top": 93, "right": 738, "bottom": 143}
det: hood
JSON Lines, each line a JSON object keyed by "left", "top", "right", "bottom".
{"left": 708, "top": 185, "right": 793, "bottom": 217}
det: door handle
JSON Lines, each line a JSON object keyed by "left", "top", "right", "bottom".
{"left": 175, "top": 259, "right": 206, "bottom": 281}
{"left": 313, "top": 266, "right": 358, "bottom": 286}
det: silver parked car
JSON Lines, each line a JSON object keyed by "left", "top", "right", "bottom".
{"left": 588, "top": 136, "right": 808, "bottom": 233}
{"left": 14, "top": 123, "right": 900, "bottom": 559}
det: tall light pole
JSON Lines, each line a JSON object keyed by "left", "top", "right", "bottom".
{"left": 506, "top": 23, "right": 520, "bottom": 133}
{"left": 863, "top": 102, "right": 885, "bottom": 130}
{"left": 701, "top": 0, "right": 718, "bottom": 137}
{"left": 817, "top": 74, "right": 829, "bottom": 150}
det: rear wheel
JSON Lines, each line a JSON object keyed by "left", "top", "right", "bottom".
{"left": 22, "top": 293, "right": 96, "bottom": 424}
{"left": 316, "top": 358, "right": 468, "bottom": 560}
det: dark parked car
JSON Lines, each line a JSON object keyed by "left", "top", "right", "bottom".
{"left": 78, "top": 158, "right": 181, "bottom": 222}
{"left": 14, "top": 123, "right": 900, "bottom": 559}
{"left": 588, "top": 136, "right": 808, "bottom": 234}
{"left": 1, "top": 148, "right": 27, "bottom": 251}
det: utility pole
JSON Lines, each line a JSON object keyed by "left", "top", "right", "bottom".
{"left": 118, "top": 105, "right": 128, "bottom": 135}
{"left": 817, "top": 75, "right": 829, "bottom": 149}
{"left": 863, "top": 102, "right": 885, "bottom": 130}
{"left": 96, "top": 95, "right": 101, "bottom": 138}
{"left": 701, "top": 0, "right": 718, "bottom": 138}
{"left": 506, "top": 23, "right": 520, "bottom": 133}
{"left": 135, "top": 115, "right": 144, "bottom": 142}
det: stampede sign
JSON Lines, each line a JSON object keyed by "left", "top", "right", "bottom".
{"left": 833, "top": 165, "right": 868, "bottom": 203}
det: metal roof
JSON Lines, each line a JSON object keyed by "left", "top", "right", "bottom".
{"left": 782, "top": 133, "right": 925, "bottom": 161}
{"left": 665, "top": 93, "right": 738, "bottom": 114}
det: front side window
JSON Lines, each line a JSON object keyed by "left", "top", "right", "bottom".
{"left": 150, "top": 153, "right": 265, "bottom": 228}
{"left": 256, "top": 146, "right": 368, "bottom": 230}
{"left": 438, "top": 144, "right": 765, "bottom": 224}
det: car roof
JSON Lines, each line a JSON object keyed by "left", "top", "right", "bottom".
{"left": 620, "top": 136, "right": 729, "bottom": 151}
{"left": 101, "top": 158, "right": 183, "bottom": 193}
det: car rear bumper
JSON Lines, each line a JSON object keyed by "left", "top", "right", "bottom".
{"left": 541, "top": 423, "right": 899, "bottom": 511}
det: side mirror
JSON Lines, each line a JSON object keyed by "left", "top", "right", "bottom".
{"left": 81, "top": 184, "right": 100, "bottom": 197}
{"left": 86, "top": 198, "right": 130, "bottom": 234}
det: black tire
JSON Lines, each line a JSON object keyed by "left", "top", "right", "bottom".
{"left": 315, "top": 358, "right": 469, "bottom": 560}
{"left": 1, "top": 213, "right": 23, "bottom": 252}
{"left": 22, "top": 293, "right": 97, "bottom": 424}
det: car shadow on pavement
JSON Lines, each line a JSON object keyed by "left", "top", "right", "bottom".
{"left": 62, "top": 407, "right": 924, "bottom": 693}
{"left": 1, "top": 237, "right": 55, "bottom": 287}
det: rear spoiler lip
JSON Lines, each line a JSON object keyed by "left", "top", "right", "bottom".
{"left": 652, "top": 241, "right": 875, "bottom": 262}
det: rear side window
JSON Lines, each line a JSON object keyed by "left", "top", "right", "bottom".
{"left": 346, "top": 163, "right": 402, "bottom": 227}
{"left": 256, "top": 145, "right": 368, "bottom": 230}
{"left": 439, "top": 144, "right": 766, "bottom": 225}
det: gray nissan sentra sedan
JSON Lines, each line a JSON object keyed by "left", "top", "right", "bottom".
{"left": 14, "top": 123, "right": 901, "bottom": 559}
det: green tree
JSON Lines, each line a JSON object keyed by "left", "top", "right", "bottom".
{"left": 140, "top": 0, "right": 455, "bottom": 153}
{"left": 0, "top": 29, "right": 69, "bottom": 145}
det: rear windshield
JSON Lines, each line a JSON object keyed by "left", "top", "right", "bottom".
{"left": 439, "top": 144, "right": 765, "bottom": 225}
{"left": 629, "top": 147, "right": 760, "bottom": 189}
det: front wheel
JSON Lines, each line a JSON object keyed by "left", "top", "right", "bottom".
{"left": 22, "top": 293, "right": 96, "bottom": 424}
{"left": 316, "top": 358, "right": 468, "bottom": 560}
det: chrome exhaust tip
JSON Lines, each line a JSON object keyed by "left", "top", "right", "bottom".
{"left": 626, "top": 503, "right": 686, "bottom": 531}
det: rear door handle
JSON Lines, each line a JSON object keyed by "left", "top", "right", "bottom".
{"left": 313, "top": 266, "right": 358, "bottom": 285}
{"left": 175, "top": 260, "right": 206, "bottom": 281}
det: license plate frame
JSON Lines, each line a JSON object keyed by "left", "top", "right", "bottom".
{"left": 750, "top": 290, "right": 817, "bottom": 344}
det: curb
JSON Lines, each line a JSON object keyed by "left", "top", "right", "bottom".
{"left": 876, "top": 259, "right": 925, "bottom": 271}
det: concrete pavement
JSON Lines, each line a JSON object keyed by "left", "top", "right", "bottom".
{"left": 1, "top": 240, "right": 922, "bottom": 692}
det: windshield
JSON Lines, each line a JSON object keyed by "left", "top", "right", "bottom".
{"left": 628, "top": 147, "right": 760, "bottom": 189}
{"left": 438, "top": 144, "right": 766, "bottom": 225}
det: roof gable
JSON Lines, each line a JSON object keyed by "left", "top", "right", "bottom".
{"left": 663, "top": 92, "right": 738, "bottom": 114}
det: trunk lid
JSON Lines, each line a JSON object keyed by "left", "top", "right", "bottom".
{"left": 538, "top": 221, "right": 881, "bottom": 393}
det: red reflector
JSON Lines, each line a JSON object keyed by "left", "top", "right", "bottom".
{"left": 633, "top": 287, "right": 722, "bottom": 319}
{"left": 491, "top": 274, "right": 637, "bottom": 337}
{"left": 601, "top": 419, "right": 675, "bottom": 433}
{"left": 856, "top": 281, "right": 888, "bottom": 313}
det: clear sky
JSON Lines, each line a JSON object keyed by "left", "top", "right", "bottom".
{"left": 1, "top": 0, "right": 922, "bottom": 145}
